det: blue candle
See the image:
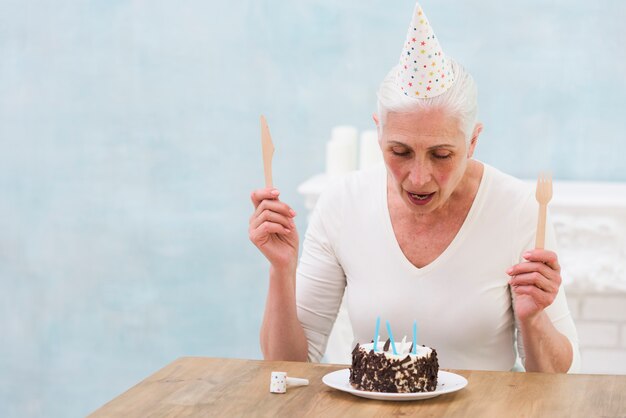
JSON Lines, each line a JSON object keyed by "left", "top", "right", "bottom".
{"left": 373, "top": 316, "right": 380, "bottom": 352}
{"left": 385, "top": 321, "right": 398, "bottom": 355}
{"left": 412, "top": 320, "right": 417, "bottom": 354}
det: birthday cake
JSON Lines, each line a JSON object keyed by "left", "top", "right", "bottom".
{"left": 350, "top": 339, "right": 439, "bottom": 393}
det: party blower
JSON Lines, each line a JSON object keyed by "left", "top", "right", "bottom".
{"left": 269, "top": 372, "right": 310, "bottom": 394}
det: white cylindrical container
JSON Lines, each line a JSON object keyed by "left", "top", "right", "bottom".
{"left": 326, "top": 125, "right": 358, "bottom": 178}
{"left": 358, "top": 129, "right": 382, "bottom": 170}
{"left": 331, "top": 125, "right": 358, "bottom": 144}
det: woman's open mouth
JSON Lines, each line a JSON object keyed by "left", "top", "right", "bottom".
{"left": 407, "top": 191, "right": 435, "bottom": 206}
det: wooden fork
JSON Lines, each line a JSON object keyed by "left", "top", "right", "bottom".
{"left": 535, "top": 172, "right": 553, "bottom": 249}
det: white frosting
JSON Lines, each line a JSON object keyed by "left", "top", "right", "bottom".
{"left": 359, "top": 342, "right": 433, "bottom": 360}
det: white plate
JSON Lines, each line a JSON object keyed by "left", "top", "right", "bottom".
{"left": 322, "top": 369, "right": 467, "bottom": 401}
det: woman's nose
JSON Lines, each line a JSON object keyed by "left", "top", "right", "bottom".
{"left": 409, "top": 162, "right": 432, "bottom": 186}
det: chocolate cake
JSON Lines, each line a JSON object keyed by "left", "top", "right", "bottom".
{"left": 350, "top": 340, "right": 438, "bottom": 393}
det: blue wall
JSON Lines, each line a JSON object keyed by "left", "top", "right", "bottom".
{"left": 1, "top": 0, "right": 624, "bottom": 416}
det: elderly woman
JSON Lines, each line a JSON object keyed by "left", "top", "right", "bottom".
{"left": 249, "top": 2, "right": 579, "bottom": 373}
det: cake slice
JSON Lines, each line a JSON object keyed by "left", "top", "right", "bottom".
{"left": 349, "top": 339, "right": 439, "bottom": 393}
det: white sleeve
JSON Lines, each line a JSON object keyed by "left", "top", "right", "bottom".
{"left": 513, "top": 196, "right": 581, "bottom": 373}
{"left": 296, "top": 184, "right": 347, "bottom": 363}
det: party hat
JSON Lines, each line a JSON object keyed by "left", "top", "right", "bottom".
{"left": 397, "top": 2, "right": 455, "bottom": 99}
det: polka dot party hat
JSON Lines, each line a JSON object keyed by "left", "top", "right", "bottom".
{"left": 397, "top": 2, "right": 455, "bottom": 99}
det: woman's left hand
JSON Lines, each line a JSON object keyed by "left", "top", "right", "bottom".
{"left": 507, "top": 250, "right": 562, "bottom": 322}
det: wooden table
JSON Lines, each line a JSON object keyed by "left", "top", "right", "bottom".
{"left": 90, "top": 357, "right": 626, "bottom": 417}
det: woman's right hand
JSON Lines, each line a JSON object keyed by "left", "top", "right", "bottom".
{"left": 249, "top": 188, "right": 299, "bottom": 271}
{"left": 252, "top": 188, "right": 308, "bottom": 361}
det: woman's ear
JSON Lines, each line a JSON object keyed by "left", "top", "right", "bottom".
{"left": 372, "top": 113, "right": 380, "bottom": 128}
{"left": 467, "top": 122, "right": 483, "bottom": 158}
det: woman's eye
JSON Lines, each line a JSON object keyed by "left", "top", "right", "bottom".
{"left": 391, "top": 149, "right": 410, "bottom": 157}
{"left": 433, "top": 153, "right": 452, "bottom": 159}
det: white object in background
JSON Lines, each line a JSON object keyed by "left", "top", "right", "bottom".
{"left": 358, "top": 130, "right": 382, "bottom": 170}
{"left": 331, "top": 125, "right": 358, "bottom": 148}
{"left": 326, "top": 126, "right": 358, "bottom": 177}
{"left": 269, "top": 371, "right": 310, "bottom": 394}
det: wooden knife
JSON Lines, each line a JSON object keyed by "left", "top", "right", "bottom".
{"left": 260, "top": 115, "right": 274, "bottom": 188}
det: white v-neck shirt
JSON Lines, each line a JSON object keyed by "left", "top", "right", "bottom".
{"left": 296, "top": 162, "right": 580, "bottom": 372}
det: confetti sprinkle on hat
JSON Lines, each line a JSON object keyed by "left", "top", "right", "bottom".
{"left": 397, "top": 2, "right": 455, "bottom": 99}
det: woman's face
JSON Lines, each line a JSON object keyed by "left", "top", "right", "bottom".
{"left": 379, "top": 108, "right": 477, "bottom": 216}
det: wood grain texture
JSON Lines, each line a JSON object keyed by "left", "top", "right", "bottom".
{"left": 89, "top": 357, "right": 626, "bottom": 418}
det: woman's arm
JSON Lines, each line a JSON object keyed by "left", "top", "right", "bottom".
{"left": 508, "top": 249, "right": 575, "bottom": 373}
{"left": 517, "top": 309, "right": 573, "bottom": 373}
{"left": 250, "top": 184, "right": 347, "bottom": 362}
{"left": 260, "top": 264, "right": 309, "bottom": 361}
{"left": 249, "top": 188, "right": 308, "bottom": 361}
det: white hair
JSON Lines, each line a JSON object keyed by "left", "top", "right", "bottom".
{"left": 376, "top": 58, "right": 479, "bottom": 144}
